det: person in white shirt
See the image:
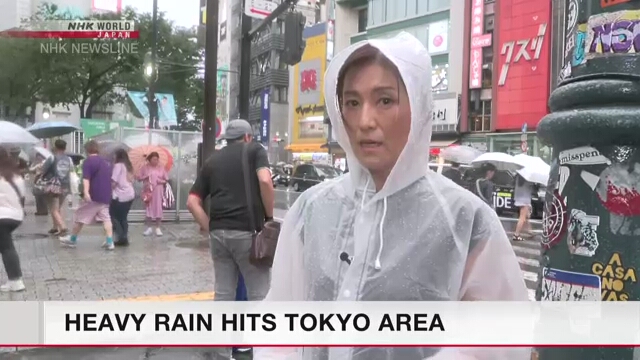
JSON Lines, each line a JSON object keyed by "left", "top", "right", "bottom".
{"left": 0, "top": 146, "right": 26, "bottom": 292}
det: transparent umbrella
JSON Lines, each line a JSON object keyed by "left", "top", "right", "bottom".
{"left": 0, "top": 120, "right": 41, "bottom": 145}
{"left": 471, "top": 152, "right": 524, "bottom": 172}
{"left": 440, "top": 145, "right": 484, "bottom": 165}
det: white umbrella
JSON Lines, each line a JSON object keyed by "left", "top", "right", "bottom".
{"left": 471, "top": 152, "right": 523, "bottom": 172}
{"left": 514, "top": 154, "right": 550, "bottom": 185}
{"left": 0, "top": 120, "right": 41, "bottom": 145}
{"left": 123, "top": 132, "right": 173, "bottom": 147}
{"left": 34, "top": 146, "right": 53, "bottom": 159}
{"left": 440, "top": 145, "right": 484, "bottom": 165}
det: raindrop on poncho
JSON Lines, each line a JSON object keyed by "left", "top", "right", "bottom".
{"left": 256, "top": 32, "right": 530, "bottom": 360}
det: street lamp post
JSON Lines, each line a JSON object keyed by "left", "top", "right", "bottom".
{"left": 536, "top": 1, "right": 640, "bottom": 359}
{"left": 146, "top": 0, "right": 159, "bottom": 131}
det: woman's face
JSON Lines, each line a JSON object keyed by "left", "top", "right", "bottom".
{"left": 340, "top": 60, "right": 411, "bottom": 175}
{"left": 149, "top": 156, "right": 159, "bottom": 167}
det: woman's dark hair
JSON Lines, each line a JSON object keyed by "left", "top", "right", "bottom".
{"left": 84, "top": 140, "right": 100, "bottom": 155}
{"left": 114, "top": 148, "right": 133, "bottom": 173}
{"left": 0, "top": 146, "right": 18, "bottom": 180}
{"left": 481, "top": 163, "right": 496, "bottom": 173}
{"left": 146, "top": 151, "right": 160, "bottom": 161}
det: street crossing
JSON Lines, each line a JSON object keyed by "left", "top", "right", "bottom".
{"left": 510, "top": 234, "right": 542, "bottom": 301}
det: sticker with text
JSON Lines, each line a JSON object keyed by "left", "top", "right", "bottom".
{"left": 567, "top": 209, "right": 599, "bottom": 257}
{"left": 541, "top": 267, "right": 601, "bottom": 301}
{"left": 592, "top": 252, "right": 637, "bottom": 301}
{"left": 559, "top": 146, "right": 611, "bottom": 166}
{"left": 585, "top": 10, "right": 640, "bottom": 60}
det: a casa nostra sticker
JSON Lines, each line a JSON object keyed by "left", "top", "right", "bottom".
{"left": 541, "top": 267, "right": 601, "bottom": 301}
{"left": 542, "top": 190, "right": 568, "bottom": 249}
{"left": 559, "top": 146, "right": 611, "bottom": 166}
{"left": 567, "top": 209, "right": 599, "bottom": 257}
{"left": 592, "top": 252, "right": 637, "bottom": 301}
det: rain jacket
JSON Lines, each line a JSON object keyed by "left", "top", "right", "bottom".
{"left": 256, "top": 33, "right": 530, "bottom": 360}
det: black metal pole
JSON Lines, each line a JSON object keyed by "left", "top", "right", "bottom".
{"left": 238, "top": 14, "right": 252, "bottom": 120}
{"left": 149, "top": 0, "right": 158, "bottom": 129}
{"left": 202, "top": 0, "right": 219, "bottom": 160}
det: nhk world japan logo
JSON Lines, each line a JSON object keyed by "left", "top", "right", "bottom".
{"left": 0, "top": 20, "right": 138, "bottom": 39}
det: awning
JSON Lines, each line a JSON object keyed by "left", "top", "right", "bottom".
{"left": 285, "top": 143, "right": 326, "bottom": 153}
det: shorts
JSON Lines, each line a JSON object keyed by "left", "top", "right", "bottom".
{"left": 74, "top": 201, "right": 111, "bottom": 224}
{"left": 45, "top": 193, "right": 67, "bottom": 211}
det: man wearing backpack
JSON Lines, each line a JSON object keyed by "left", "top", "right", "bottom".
{"left": 41, "top": 140, "right": 73, "bottom": 237}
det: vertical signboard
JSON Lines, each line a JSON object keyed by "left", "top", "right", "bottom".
{"left": 291, "top": 23, "right": 327, "bottom": 146}
{"left": 260, "top": 88, "right": 270, "bottom": 146}
{"left": 469, "top": 0, "right": 490, "bottom": 89}
{"left": 495, "top": 0, "right": 551, "bottom": 130}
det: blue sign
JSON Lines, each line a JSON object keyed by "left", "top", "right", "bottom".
{"left": 127, "top": 91, "right": 178, "bottom": 127}
{"left": 260, "top": 88, "right": 270, "bottom": 145}
{"left": 522, "top": 123, "right": 528, "bottom": 133}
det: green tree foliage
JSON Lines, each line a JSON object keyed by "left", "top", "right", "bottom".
{"left": 0, "top": 2, "right": 204, "bottom": 126}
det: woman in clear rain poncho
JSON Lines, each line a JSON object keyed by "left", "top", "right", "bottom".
{"left": 256, "top": 33, "right": 530, "bottom": 360}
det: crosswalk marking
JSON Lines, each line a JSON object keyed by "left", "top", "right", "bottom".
{"left": 509, "top": 236, "right": 541, "bottom": 301}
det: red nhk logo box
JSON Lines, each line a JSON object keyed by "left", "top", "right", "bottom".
{"left": 0, "top": 21, "right": 139, "bottom": 39}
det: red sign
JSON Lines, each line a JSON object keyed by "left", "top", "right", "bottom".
{"left": 495, "top": 1, "right": 551, "bottom": 131}
{"left": 300, "top": 69, "right": 317, "bottom": 92}
{"left": 468, "top": 0, "right": 490, "bottom": 89}
{"left": 215, "top": 118, "right": 222, "bottom": 139}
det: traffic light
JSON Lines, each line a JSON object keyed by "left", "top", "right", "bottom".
{"left": 282, "top": 11, "right": 306, "bottom": 66}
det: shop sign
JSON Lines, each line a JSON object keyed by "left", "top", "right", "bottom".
{"left": 498, "top": 23, "right": 547, "bottom": 86}
{"left": 469, "top": 0, "right": 490, "bottom": 89}
{"left": 431, "top": 98, "right": 458, "bottom": 127}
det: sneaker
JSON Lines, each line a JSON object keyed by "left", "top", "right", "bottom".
{"left": 155, "top": 228, "right": 163, "bottom": 236}
{"left": 59, "top": 236, "right": 77, "bottom": 248}
{"left": 114, "top": 239, "right": 129, "bottom": 247}
{"left": 48, "top": 228, "right": 58, "bottom": 235}
{"left": 101, "top": 241, "right": 115, "bottom": 250}
{"left": 143, "top": 228, "right": 153, "bottom": 236}
{"left": 0, "top": 279, "right": 25, "bottom": 292}
{"left": 58, "top": 229, "right": 68, "bottom": 237}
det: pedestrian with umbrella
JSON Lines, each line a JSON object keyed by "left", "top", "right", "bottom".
{"left": 513, "top": 154, "right": 550, "bottom": 242}
{"left": 134, "top": 150, "right": 169, "bottom": 237}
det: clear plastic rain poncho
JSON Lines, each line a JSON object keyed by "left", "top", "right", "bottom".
{"left": 256, "top": 33, "right": 530, "bottom": 360}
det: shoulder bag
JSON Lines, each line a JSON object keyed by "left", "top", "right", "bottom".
{"left": 242, "top": 143, "right": 281, "bottom": 268}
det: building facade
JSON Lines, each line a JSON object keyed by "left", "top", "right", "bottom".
{"left": 327, "top": 0, "right": 465, "bottom": 160}
{"left": 460, "top": 0, "right": 553, "bottom": 161}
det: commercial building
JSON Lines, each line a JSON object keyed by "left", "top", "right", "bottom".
{"left": 321, "top": 0, "right": 465, "bottom": 162}
{"left": 460, "top": 0, "right": 552, "bottom": 160}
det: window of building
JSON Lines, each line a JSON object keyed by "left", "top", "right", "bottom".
{"left": 357, "top": 8, "right": 367, "bottom": 32}
{"left": 273, "top": 52, "right": 288, "bottom": 70}
{"left": 417, "top": 0, "right": 429, "bottom": 14}
{"left": 274, "top": 86, "right": 288, "bottom": 103}
{"left": 482, "top": 45, "right": 493, "bottom": 88}
{"left": 72, "top": 131, "right": 84, "bottom": 153}
{"left": 429, "top": 0, "right": 449, "bottom": 12}
{"left": 469, "top": 98, "right": 491, "bottom": 132}
{"left": 368, "top": 0, "right": 385, "bottom": 26}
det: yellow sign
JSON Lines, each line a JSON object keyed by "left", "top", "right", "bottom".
{"left": 290, "top": 29, "right": 327, "bottom": 148}
{"left": 592, "top": 252, "right": 637, "bottom": 301}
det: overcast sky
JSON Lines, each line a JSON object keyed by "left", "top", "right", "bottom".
{"left": 121, "top": 0, "right": 200, "bottom": 28}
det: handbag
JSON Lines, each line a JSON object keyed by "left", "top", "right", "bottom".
{"left": 162, "top": 182, "right": 175, "bottom": 209}
{"left": 242, "top": 143, "right": 281, "bottom": 268}
{"left": 141, "top": 183, "right": 153, "bottom": 204}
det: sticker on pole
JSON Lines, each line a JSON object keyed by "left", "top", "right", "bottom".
{"left": 245, "top": 0, "right": 278, "bottom": 19}
{"left": 541, "top": 267, "right": 601, "bottom": 301}
{"left": 541, "top": 190, "right": 568, "bottom": 249}
{"left": 567, "top": 209, "right": 599, "bottom": 257}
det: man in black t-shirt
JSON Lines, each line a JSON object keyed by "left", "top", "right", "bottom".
{"left": 187, "top": 120, "right": 274, "bottom": 345}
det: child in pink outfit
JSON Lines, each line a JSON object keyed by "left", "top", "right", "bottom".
{"left": 137, "top": 152, "right": 167, "bottom": 236}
